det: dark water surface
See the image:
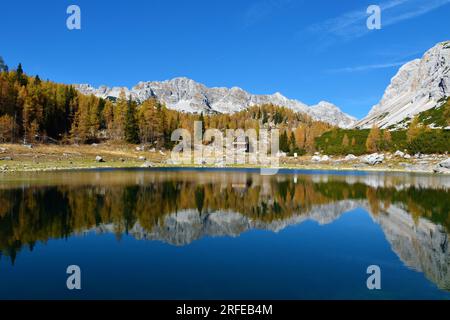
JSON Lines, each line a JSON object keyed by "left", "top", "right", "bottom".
{"left": 0, "top": 168, "right": 449, "bottom": 299}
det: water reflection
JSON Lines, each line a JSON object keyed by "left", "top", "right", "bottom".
{"left": 0, "top": 169, "right": 449, "bottom": 291}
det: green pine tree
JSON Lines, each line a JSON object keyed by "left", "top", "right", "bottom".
{"left": 0, "top": 56, "right": 8, "bottom": 72}
{"left": 16, "top": 63, "right": 27, "bottom": 86}
{"left": 288, "top": 132, "right": 297, "bottom": 154}
{"left": 125, "top": 99, "right": 140, "bottom": 144}
{"left": 199, "top": 112, "right": 206, "bottom": 135}
{"left": 280, "top": 130, "right": 289, "bottom": 152}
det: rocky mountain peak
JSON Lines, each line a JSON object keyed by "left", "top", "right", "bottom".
{"left": 309, "top": 101, "right": 358, "bottom": 129}
{"left": 356, "top": 41, "right": 450, "bottom": 129}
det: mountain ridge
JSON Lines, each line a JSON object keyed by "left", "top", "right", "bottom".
{"left": 75, "top": 41, "right": 450, "bottom": 131}
{"left": 75, "top": 77, "right": 358, "bottom": 129}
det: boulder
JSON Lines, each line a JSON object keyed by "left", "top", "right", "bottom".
{"left": 141, "top": 161, "right": 154, "bottom": 168}
{"left": 439, "top": 158, "right": 450, "bottom": 169}
{"left": 434, "top": 158, "right": 450, "bottom": 173}
{"left": 138, "top": 156, "right": 147, "bottom": 161}
{"left": 95, "top": 156, "right": 105, "bottom": 163}
{"left": 403, "top": 154, "right": 411, "bottom": 159}
{"left": 394, "top": 150, "right": 405, "bottom": 158}
{"left": 0, "top": 157, "right": 12, "bottom": 161}
{"left": 311, "top": 155, "right": 321, "bottom": 162}
{"left": 0, "top": 147, "right": 7, "bottom": 153}
{"left": 434, "top": 166, "right": 449, "bottom": 174}
{"left": 344, "top": 154, "right": 357, "bottom": 161}
{"left": 362, "top": 153, "right": 384, "bottom": 166}
{"left": 136, "top": 146, "right": 145, "bottom": 151}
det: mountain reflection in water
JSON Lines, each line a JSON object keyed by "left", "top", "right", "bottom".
{"left": 0, "top": 169, "right": 449, "bottom": 294}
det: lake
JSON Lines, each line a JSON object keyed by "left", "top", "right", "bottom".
{"left": 0, "top": 168, "right": 449, "bottom": 299}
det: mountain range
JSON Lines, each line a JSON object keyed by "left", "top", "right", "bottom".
{"left": 75, "top": 41, "right": 450, "bottom": 130}
{"left": 75, "top": 78, "right": 358, "bottom": 128}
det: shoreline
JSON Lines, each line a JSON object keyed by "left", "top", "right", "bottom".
{"left": 1, "top": 159, "right": 446, "bottom": 177}
{"left": 0, "top": 143, "right": 448, "bottom": 175}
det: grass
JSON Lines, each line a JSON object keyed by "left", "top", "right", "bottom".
{"left": 0, "top": 143, "right": 168, "bottom": 172}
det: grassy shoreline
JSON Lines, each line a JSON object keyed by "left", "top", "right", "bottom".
{"left": 0, "top": 143, "right": 447, "bottom": 175}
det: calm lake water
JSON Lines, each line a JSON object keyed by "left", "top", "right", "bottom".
{"left": 0, "top": 168, "right": 449, "bottom": 300}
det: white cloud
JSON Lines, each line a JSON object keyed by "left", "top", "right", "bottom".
{"left": 328, "top": 61, "right": 408, "bottom": 73}
{"left": 306, "top": 0, "right": 450, "bottom": 44}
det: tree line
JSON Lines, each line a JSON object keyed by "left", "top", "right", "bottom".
{"left": 1, "top": 62, "right": 447, "bottom": 155}
{"left": 0, "top": 63, "right": 332, "bottom": 152}
{"left": 0, "top": 175, "right": 448, "bottom": 263}
{"left": 0, "top": 64, "right": 179, "bottom": 147}
{"left": 316, "top": 118, "right": 449, "bottom": 155}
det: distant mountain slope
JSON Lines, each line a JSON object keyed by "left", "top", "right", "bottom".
{"left": 75, "top": 78, "right": 357, "bottom": 128}
{"left": 356, "top": 41, "right": 450, "bottom": 129}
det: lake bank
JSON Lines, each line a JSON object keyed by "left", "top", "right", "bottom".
{"left": 0, "top": 143, "right": 448, "bottom": 174}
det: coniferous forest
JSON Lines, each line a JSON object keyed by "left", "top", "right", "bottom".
{"left": 0, "top": 63, "right": 332, "bottom": 153}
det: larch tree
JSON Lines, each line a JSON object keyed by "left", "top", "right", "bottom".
{"left": 366, "top": 125, "right": 382, "bottom": 153}
{"left": 102, "top": 100, "right": 115, "bottom": 139}
{"left": 21, "top": 80, "right": 44, "bottom": 143}
{"left": 342, "top": 134, "right": 350, "bottom": 148}
{"left": 407, "top": 116, "right": 423, "bottom": 143}
{"left": 71, "top": 94, "right": 100, "bottom": 143}
{"left": 138, "top": 99, "right": 159, "bottom": 144}
{"left": 113, "top": 91, "right": 128, "bottom": 141}
{"left": 0, "top": 114, "right": 14, "bottom": 142}
{"left": 382, "top": 130, "right": 392, "bottom": 150}
{"left": 294, "top": 126, "right": 306, "bottom": 150}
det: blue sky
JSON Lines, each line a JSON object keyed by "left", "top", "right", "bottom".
{"left": 1, "top": 0, "right": 449, "bottom": 118}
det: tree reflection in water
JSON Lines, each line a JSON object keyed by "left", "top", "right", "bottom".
{"left": 0, "top": 169, "right": 449, "bottom": 290}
